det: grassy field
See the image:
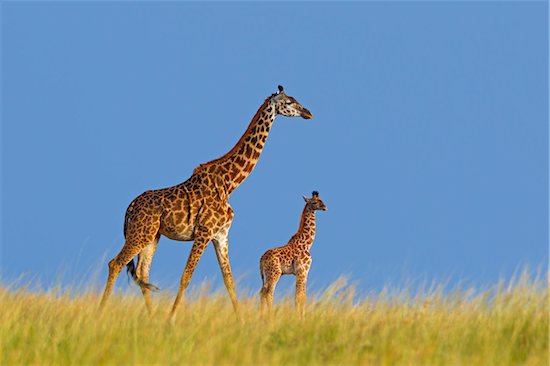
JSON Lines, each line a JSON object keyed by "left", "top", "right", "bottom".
{"left": 1, "top": 273, "right": 547, "bottom": 365}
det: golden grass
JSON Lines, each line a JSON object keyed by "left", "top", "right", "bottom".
{"left": 1, "top": 272, "right": 547, "bottom": 365}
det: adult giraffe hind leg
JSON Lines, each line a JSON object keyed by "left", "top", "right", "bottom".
{"left": 134, "top": 234, "right": 161, "bottom": 315}
{"left": 127, "top": 257, "right": 160, "bottom": 291}
{"left": 99, "top": 240, "right": 144, "bottom": 311}
{"left": 99, "top": 221, "right": 161, "bottom": 311}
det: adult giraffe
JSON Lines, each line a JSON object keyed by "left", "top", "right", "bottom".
{"left": 99, "top": 85, "right": 313, "bottom": 319}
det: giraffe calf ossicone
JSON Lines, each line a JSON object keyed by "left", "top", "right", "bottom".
{"left": 260, "top": 191, "right": 327, "bottom": 316}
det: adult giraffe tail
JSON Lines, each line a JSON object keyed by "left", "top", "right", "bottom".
{"left": 126, "top": 259, "right": 160, "bottom": 291}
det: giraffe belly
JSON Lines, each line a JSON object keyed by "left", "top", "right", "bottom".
{"left": 280, "top": 258, "right": 296, "bottom": 275}
{"left": 158, "top": 194, "right": 198, "bottom": 241}
{"left": 160, "top": 225, "right": 194, "bottom": 241}
{"left": 159, "top": 211, "right": 195, "bottom": 241}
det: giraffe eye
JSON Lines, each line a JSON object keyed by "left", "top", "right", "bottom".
{"left": 285, "top": 101, "right": 293, "bottom": 105}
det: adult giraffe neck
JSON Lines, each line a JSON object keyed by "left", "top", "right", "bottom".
{"left": 194, "top": 97, "right": 276, "bottom": 195}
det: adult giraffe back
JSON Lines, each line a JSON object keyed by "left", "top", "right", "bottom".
{"left": 99, "top": 85, "right": 313, "bottom": 319}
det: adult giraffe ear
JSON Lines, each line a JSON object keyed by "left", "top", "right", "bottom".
{"left": 303, "top": 195, "right": 310, "bottom": 203}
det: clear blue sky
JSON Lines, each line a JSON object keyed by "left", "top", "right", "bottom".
{"left": 1, "top": 2, "right": 548, "bottom": 296}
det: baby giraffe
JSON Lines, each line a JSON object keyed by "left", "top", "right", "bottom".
{"left": 260, "top": 191, "right": 328, "bottom": 316}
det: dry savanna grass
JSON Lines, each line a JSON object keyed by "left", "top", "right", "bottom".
{"left": 1, "top": 272, "right": 547, "bottom": 365}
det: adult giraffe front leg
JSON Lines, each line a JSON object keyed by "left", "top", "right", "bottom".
{"left": 169, "top": 226, "right": 212, "bottom": 321}
{"left": 212, "top": 227, "right": 239, "bottom": 314}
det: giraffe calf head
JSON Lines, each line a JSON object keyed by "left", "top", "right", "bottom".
{"left": 270, "top": 85, "right": 313, "bottom": 119}
{"left": 303, "top": 191, "right": 328, "bottom": 211}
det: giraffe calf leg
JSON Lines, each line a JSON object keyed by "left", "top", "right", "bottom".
{"left": 260, "top": 273, "right": 281, "bottom": 316}
{"left": 259, "top": 286, "right": 269, "bottom": 314}
{"left": 259, "top": 282, "right": 276, "bottom": 318}
{"left": 259, "top": 254, "right": 282, "bottom": 317}
{"left": 295, "top": 271, "right": 308, "bottom": 319}
{"left": 265, "top": 283, "right": 276, "bottom": 314}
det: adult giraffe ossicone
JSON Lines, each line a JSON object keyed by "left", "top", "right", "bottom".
{"left": 99, "top": 85, "right": 313, "bottom": 319}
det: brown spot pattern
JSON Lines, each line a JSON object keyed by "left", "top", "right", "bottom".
{"left": 259, "top": 194, "right": 327, "bottom": 317}
{"left": 100, "top": 88, "right": 313, "bottom": 320}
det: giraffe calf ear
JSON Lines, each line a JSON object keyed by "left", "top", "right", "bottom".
{"left": 303, "top": 196, "right": 309, "bottom": 202}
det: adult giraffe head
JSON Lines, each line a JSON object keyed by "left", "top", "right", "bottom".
{"left": 269, "top": 85, "right": 313, "bottom": 119}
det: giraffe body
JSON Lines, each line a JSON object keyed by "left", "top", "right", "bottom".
{"left": 99, "top": 86, "right": 312, "bottom": 319}
{"left": 125, "top": 173, "right": 230, "bottom": 244}
{"left": 260, "top": 191, "right": 327, "bottom": 316}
